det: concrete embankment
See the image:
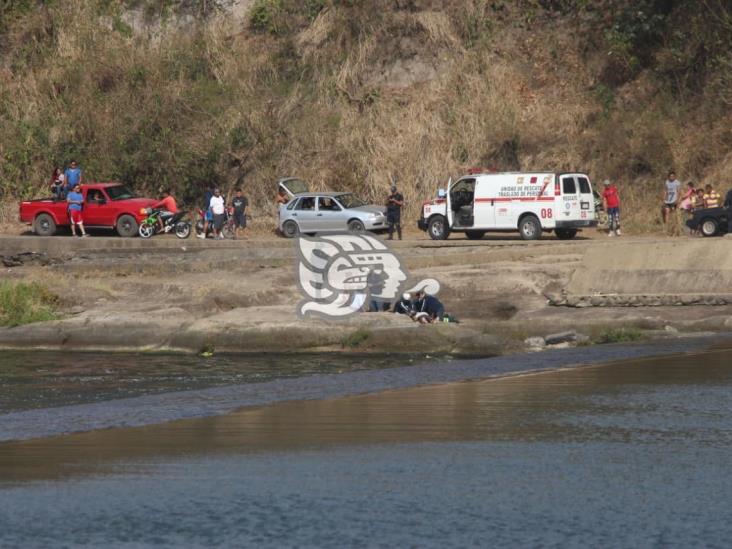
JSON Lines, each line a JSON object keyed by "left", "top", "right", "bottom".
{"left": 1, "top": 235, "right": 731, "bottom": 354}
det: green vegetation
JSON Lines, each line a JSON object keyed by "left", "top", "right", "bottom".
{"left": 0, "top": 0, "right": 731, "bottom": 230}
{"left": 0, "top": 281, "right": 59, "bottom": 327}
{"left": 341, "top": 328, "right": 371, "bottom": 349}
{"left": 595, "top": 327, "right": 644, "bottom": 345}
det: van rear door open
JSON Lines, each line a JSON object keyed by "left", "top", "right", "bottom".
{"left": 558, "top": 173, "right": 594, "bottom": 225}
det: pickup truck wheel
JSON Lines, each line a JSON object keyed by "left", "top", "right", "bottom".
{"left": 465, "top": 230, "right": 485, "bottom": 240}
{"left": 428, "top": 216, "right": 450, "bottom": 240}
{"left": 116, "top": 215, "right": 138, "bottom": 238}
{"left": 701, "top": 218, "right": 719, "bottom": 237}
{"left": 34, "top": 213, "right": 56, "bottom": 236}
{"left": 555, "top": 228, "right": 578, "bottom": 240}
{"left": 519, "top": 215, "right": 542, "bottom": 240}
{"left": 282, "top": 220, "right": 300, "bottom": 239}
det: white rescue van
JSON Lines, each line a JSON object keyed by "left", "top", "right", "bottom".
{"left": 418, "top": 171, "right": 597, "bottom": 240}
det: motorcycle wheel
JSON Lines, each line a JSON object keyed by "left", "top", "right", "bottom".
{"left": 175, "top": 222, "right": 191, "bottom": 239}
{"left": 139, "top": 223, "right": 155, "bottom": 239}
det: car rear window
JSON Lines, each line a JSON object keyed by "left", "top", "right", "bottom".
{"left": 562, "top": 177, "right": 577, "bottom": 194}
{"left": 577, "top": 177, "right": 591, "bottom": 194}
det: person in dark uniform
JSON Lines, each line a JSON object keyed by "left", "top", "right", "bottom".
{"left": 386, "top": 185, "right": 404, "bottom": 240}
{"left": 413, "top": 290, "right": 444, "bottom": 324}
{"left": 393, "top": 292, "right": 414, "bottom": 316}
{"left": 725, "top": 187, "right": 732, "bottom": 236}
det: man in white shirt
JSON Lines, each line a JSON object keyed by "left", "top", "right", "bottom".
{"left": 209, "top": 188, "right": 226, "bottom": 240}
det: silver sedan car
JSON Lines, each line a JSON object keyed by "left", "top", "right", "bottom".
{"left": 279, "top": 192, "right": 388, "bottom": 237}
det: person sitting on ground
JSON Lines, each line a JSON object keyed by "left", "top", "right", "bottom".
{"left": 601, "top": 179, "right": 621, "bottom": 237}
{"left": 152, "top": 189, "right": 178, "bottom": 234}
{"left": 66, "top": 184, "right": 88, "bottom": 237}
{"left": 50, "top": 167, "right": 65, "bottom": 199}
{"left": 394, "top": 293, "right": 415, "bottom": 316}
{"left": 661, "top": 170, "right": 681, "bottom": 224}
{"left": 231, "top": 189, "right": 248, "bottom": 238}
{"left": 703, "top": 184, "right": 721, "bottom": 209}
{"left": 413, "top": 290, "right": 445, "bottom": 324}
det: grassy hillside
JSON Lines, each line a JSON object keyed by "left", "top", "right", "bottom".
{"left": 1, "top": 0, "right": 731, "bottom": 232}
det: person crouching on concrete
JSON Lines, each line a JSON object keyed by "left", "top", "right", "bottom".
{"left": 413, "top": 290, "right": 444, "bottom": 324}
{"left": 394, "top": 292, "right": 415, "bottom": 316}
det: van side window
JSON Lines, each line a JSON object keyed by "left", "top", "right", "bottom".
{"left": 562, "top": 177, "right": 577, "bottom": 194}
{"left": 577, "top": 177, "right": 591, "bottom": 194}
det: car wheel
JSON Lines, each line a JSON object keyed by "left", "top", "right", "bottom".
{"left": 116, "top": 215, "right": 138, "bottom": 238}
{"left": 34, "top": 213, "right": 56, "bottom": 236}
{"left": 700, "top": 218, "right": 719, "bottom": 237}
{"left": 282, "top": 220, "right": 300, "bottom": 239}
{"left": 465, "top": 230, "right": 485, "bottom": 240}
{"left": 555, "top": 228, "right": 578, "bottom": 240}
{"left": 175, "top": 222, "right": 191, "bottom": 239}
{"left": 428, "top": 215, "right": 450, "bottom": 240}
{"left": 348, "top": 219, "right": 365, "bottom": 233}
{"left": 519, "top": 215, "right": 542, "bottom": 240}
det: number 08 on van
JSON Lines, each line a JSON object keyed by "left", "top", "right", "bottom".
{"left": 418, "top": 171, "right": 598, "bottom": 240}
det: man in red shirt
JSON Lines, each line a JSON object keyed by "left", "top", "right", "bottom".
{"left": 602, "top": 179, "right": 621, "bottom": 237}
{"left": 153, "top": 189, "right": 178, "bottom": 233}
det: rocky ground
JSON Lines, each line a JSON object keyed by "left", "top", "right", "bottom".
{"left": 1, "top": 232, "right": 731, "bottom": 356}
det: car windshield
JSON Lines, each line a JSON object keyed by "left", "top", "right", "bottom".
{"left": 336, "top": 193, "right": 366, "bottom": 209}
{"left": 106, "top": 185, "right": 136, "bottom": 201}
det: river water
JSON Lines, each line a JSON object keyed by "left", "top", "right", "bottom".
{"left": 1, "top": 347, "right": 732, "bottom": 547}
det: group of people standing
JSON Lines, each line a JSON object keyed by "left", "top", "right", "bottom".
{"left": 50, "top": 160, "right": 83, "bottom": 199}
{"left": 662, "top": 170, "right": 731, "bottom": 234}
{"left": 198, "top": 186, "right": 249, "bottom": 239}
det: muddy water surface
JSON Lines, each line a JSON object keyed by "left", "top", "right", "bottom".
{"left": 2, "top": 349, "right": 732, "bottom": 547}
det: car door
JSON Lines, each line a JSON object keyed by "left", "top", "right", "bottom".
{"left": 291, "top": 196, "right": 318, "bottom": 232}
{"left": 82, "top": 188, "right": 111, "bottom": 227}
{"left": 317, "top": 197, "right": 345, "bottom": 231}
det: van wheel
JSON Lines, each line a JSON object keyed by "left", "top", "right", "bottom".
{"left": 282, "top": 220, "right": 300, "bottom": 238}
{"left": 428, "top": 216, "right": 450, "bottom": 240}
{"left": 555, "top": 228, "right": 578, "bottom": 240}
{"left": 34, "top": 213, "right": 56, "bottom": 236}
{"left": 700, "top": 218, "right": 719, "bottom": 237}
{"left": 465, "top": 230, "right": 486, "bottom": 240}
{"left": 519, "top": 215, "right": 542, "bottom": 240}
{"left": 116, "top": 215, "right": 138, "bottom": 238}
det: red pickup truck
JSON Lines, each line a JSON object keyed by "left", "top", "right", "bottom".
{"left": 19, "top": 183, "right": 157, "bottom": 237}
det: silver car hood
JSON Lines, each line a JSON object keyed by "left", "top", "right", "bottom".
{"left": 349, "top": 205, "right": 386, "bottom": 215}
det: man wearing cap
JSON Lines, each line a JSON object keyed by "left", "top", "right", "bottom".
{"left": 394, "top": 292, "right": 414, "bottom": 316}
{"left": 386, "top": 185, "right": 404, "bottom": 241}
{"left": 601, "top": 179, "right": 621, "bottom": 237}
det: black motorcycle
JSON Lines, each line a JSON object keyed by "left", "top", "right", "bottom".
{"left": 138, "top": 208, "right": 192, "bottom": 239}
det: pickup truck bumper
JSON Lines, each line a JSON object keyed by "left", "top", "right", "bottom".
{"left": 555, "top": 220, "right": 598, "bottom": 229}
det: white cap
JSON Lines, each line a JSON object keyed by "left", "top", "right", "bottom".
{"left": 403, "top": 292, "right": 411, "bottom": 300}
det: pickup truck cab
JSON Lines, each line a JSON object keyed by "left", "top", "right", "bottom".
{"left": 418, "top": 171, "right": 598, "bottom": 240}
{"left": 19, "top": 183, "right": 157, "bottom": 237}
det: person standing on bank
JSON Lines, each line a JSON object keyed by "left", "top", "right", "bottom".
{"left": 724, "top": 187, "right": 732, "bottom": 237}
{"left": 386, "top": 185, "right": 404, "bottom": 240}
{"left": 209, "top": 188, "right": 226, "bottom": 240}
{"left": 601, "top": 179, "right": 621, "bottom": 237}
{"left": 231, "top": 189, "right": 248, "bottom": 238}
{"left": 661, "top": 170, "right": 681, "bottom": 225}
{"left": 66, "top": 184, "right": 88, "bottom": 237}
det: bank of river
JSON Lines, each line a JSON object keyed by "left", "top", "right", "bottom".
{"left": 2, "top": 344, "right": 732, "bottom": 546}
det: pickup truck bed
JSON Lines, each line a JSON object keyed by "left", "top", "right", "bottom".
{"left": 19, "top": 183, "right": 156, "bottom": 237}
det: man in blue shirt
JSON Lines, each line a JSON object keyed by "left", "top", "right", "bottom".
{"left": 66, "top": 184, "right": 88, "bottom": 237}
{"left": 64, "top": 160, "right": 83, "bottom": 194}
